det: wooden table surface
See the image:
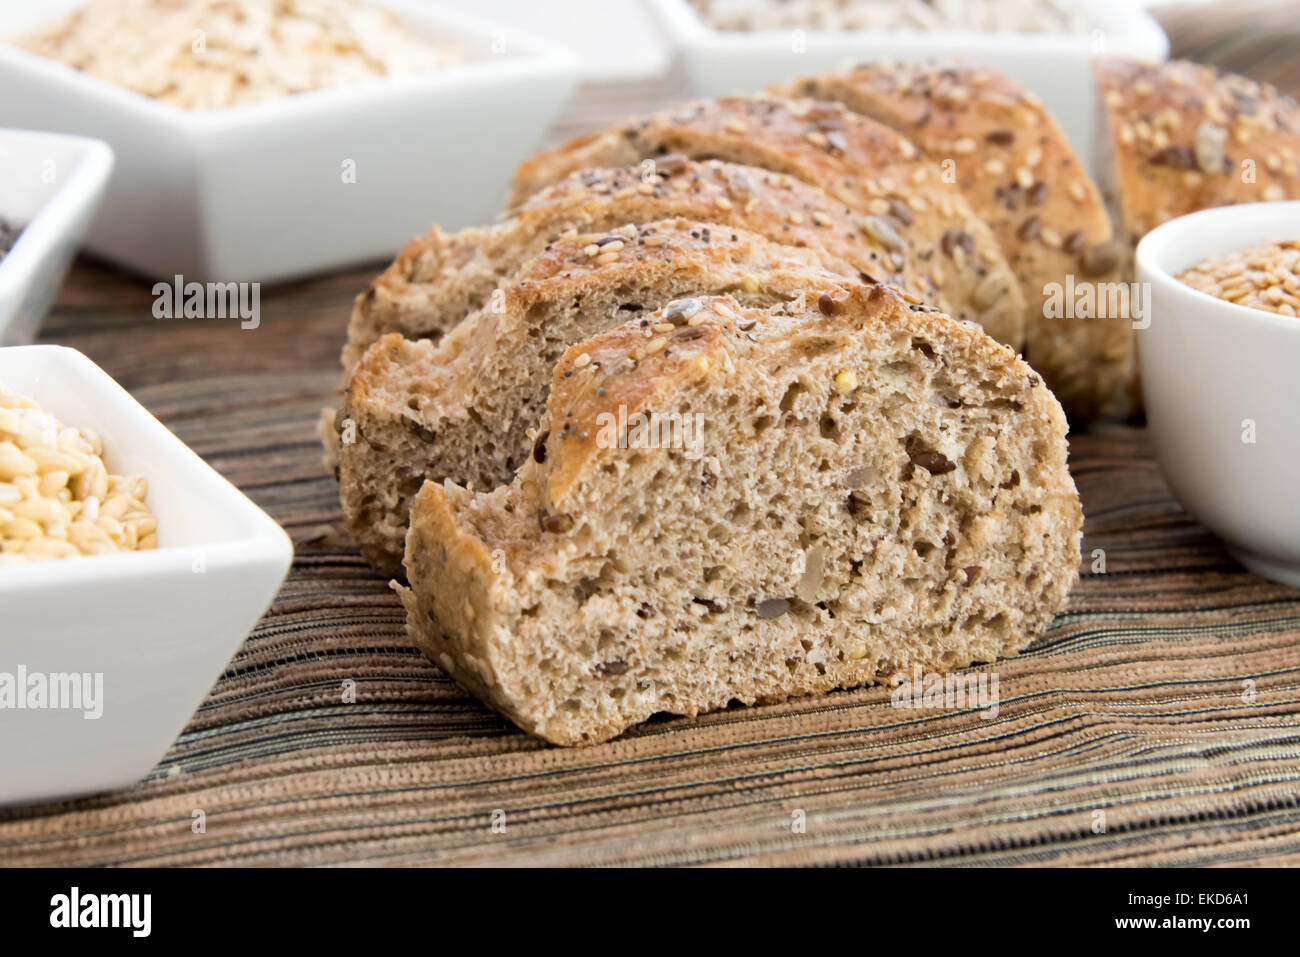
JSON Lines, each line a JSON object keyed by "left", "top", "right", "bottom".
{"left": 3, "top": 2, "right": 1300, "bottom": 867}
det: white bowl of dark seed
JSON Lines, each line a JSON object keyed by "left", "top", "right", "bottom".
{"left": 1137, "top": 201, "right": 1300, "bottom": 588}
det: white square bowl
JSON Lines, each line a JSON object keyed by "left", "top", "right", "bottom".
{"left": 0, "top": 127, "right": 112, "bottom": 346}
{"left": 0, "top": 0, "right": 578, "bottom": 284}
{"left": 648, "top": 0, "right": 1169, "bottom": 172}
{"left": 0, "top": 345, "right": 293, "bottom": 806}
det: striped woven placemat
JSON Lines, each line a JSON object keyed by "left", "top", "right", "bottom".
{"left": 3, "top": 2, "right": 1299, "bottom": 867}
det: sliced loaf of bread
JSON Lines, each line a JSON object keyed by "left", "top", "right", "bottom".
{"left": 509, "top": 96, "right": 1026, "bottom": 349}
{"left": 398, "top": 285, "right": 1082, "bottom": 746}
{"left": 343, "top": 159, "right": 921, "bottom": 375}
{"left": 338, "top": 220, "right": 856, "bottom": 572}
{"left": 777, "top": 63, "right": 1129, "bottom": 418}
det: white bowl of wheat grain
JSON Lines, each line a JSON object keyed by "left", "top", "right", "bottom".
{"left": 1137, "top": 201, "right": 1300, "bottom": 588}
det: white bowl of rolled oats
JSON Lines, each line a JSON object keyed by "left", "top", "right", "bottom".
{"left": 0, "top": 344, "right": 292, "bottom": 805}
{"left": 649, "top": 0, "right": 1168, "bottom": 167}
{"left": 1137, "top": 201, "right": 1300, "bottom": 588}
{"left": 0, "top": 127, "right": 113, "bottom": 346}
{"left": 0, "top": 0, "right": 577, "bottom": 283}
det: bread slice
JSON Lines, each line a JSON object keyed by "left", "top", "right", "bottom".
{"left": 342, "top": 159, "right": 920, "bottom": 375}
{"left": 397, "top": 285, "right": 1082, "bottom": 746}
{"left": 509, "top": 95, "right": 1026, "bottom": 349}
{"left": 338, "top": 219, "right": 857, "bottom": 573}
{"left": 776, "top": 63, "right": 1129, "bottom": 419}
{"left": 1095, "top": 59, "right": 1300, "bottom": 277}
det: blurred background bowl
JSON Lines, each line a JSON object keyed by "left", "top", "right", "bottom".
{"left": 0, "top": 0, "right": 578, "bottom": 284}
{"left": 429, "top": 0, "right": 671, "bottom": 81}
{"left": 0, "top": 127, "right": 112, "bottom": 345}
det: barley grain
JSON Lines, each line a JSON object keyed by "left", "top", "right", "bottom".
{"left": 0, "top": 386, "right": 158, "bottom": 566}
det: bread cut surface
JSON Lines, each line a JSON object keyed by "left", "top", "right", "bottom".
{"left": 398, "top": 285, "right": 1082, "bottom": 746}
{"left": 509, "top": 95, "right": 1026, "bottom": 349}
{"left": 342, "top": 158, "right": 930, "bottom": 375}
{"left": 339, "top": 219, "right": 856, "bottom": 572}
{"left": 777, "top": 63, "right": 1129, "bottom": 419}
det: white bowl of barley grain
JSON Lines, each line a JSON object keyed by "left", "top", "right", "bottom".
{"left": 1137, "top": 201, "right": 1300, "bottom": 589}
{"left": 0, "top": 345, "right": 292, "bottom": 806}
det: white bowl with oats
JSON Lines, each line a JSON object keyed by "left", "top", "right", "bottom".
{"left": 0, "top": 0, "right": 578, "bottom": 283}
{"left": 1137, "top": 201, "right": 1300, "bottom": 588}
{"left": 0, "top": 126, "right": 113, "bottom": 346}
{"left": 648, "top": 0, "right": 1168, "bottom": 168}
{"left": 0, "top": 345, "right": 292, "bottom": 806}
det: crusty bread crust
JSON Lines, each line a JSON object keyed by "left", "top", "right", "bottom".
{"left": 777, "top": 63, "right": 1129, "bottom": 419}
{"left": 339, "top": 219, "right": 857, "bottom": 573}
{"left": 1096, "top": 58, "right": 1300, "bottom": 252}
{"left": 1094, "top": 59, "right": 1300, "bottom": 415}
{"left": 509, "top": 95, "right": 1027, "bottom": 349}
{"left": 399, "top": 285, "right": 1082, "bottom": 745}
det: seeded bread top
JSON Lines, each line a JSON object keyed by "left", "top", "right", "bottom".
{"left": 347, "top": 217, "right": 856, "bottom": 427}
{"left": 780, "top": 62, "right": 1119, "bottom": 279}
{"left": 776, "top": 61, "right": 1127, "bottom": 417}
{"left": 509, "top": 95, "right": 928, "bottom": 209}
{"left": 508, "top": 217, "right": 849, "bottom": 286}
{"left": 509, "top": 95, "right": 1026, "bottom": 348}
{"left": 1097, "top": 58, "right": 1300, "bottom": 243}
{"left": 445, "top": 159, "right": 910, "bottom": 285}
{"left": 343, "top": 157, "right": 917, "bottom": 373}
